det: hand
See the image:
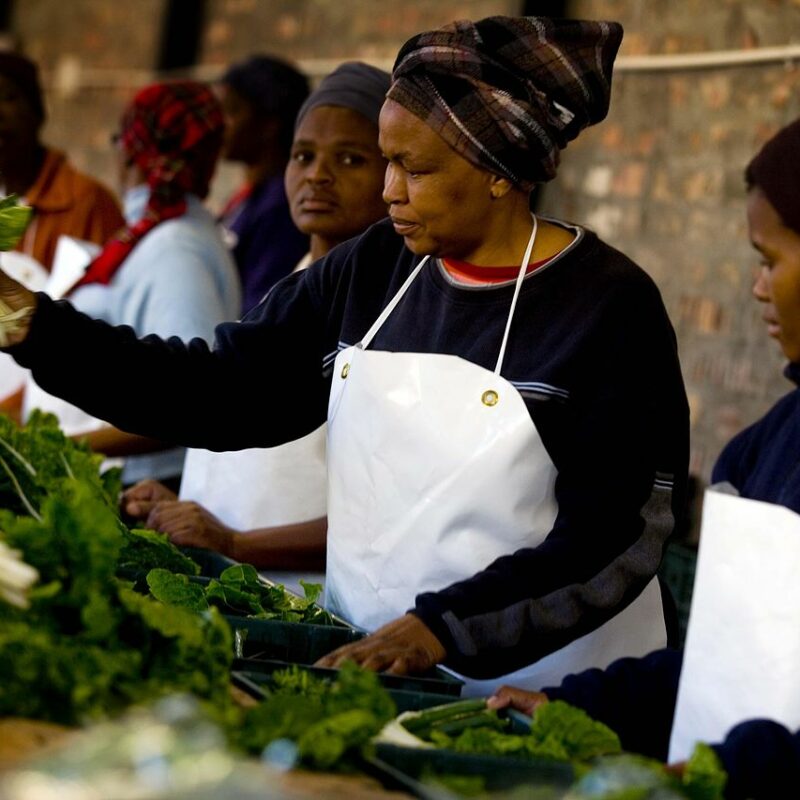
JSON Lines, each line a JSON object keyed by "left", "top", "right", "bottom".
{"left": 0, "top": 267, "right": 36, "bottom": 347}
{"left": 144, "top": 500, "right": 237, "bottom": 557}
{"left": 315, "top": 613, "right": 447, "bottom": 674}
{"left": 121, "top": 479, "right": 178, "bottom": 520}
{"left": 487, "top": 685, "right": 549, "bottom": 716}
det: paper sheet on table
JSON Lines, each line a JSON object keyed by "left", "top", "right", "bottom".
{"left": 669, "top": 485, "right": 800, "bottom": 762}
{"left": 46, "top": 235, "right": 100, "bottom": 299}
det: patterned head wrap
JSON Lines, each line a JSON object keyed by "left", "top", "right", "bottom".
{"left": 745, "top": 118, "right": 800, "bottom": 236}
{"left": 387, "top": 16, "right": 623, "bottom": 192}
{"left": 295, "top": 61, "right": 391, "bottom": 130}
{"left": 77, "top": 81, "right": 224, "bottom": 288}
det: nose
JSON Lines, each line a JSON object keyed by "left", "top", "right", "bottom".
{"left": 383, "top": 162, "right": 406, "bottom": 206}
{"left": 306, "top": 155, "right": 333, "bottom": 185}
{"left": 752, "top": 264, "right": 770, "bottom": 303}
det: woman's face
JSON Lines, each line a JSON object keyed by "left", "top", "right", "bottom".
{"left": 285, "top": 105, "right": 387, "bottom": 251}
{"left": 219, "top": 84, "right": 272, "bottom": 164}
{"left": 378, "top": 98, "right": 498, "bottom": 263}
{"left": 748, "top": 186, "right": 800, "bottom": 363}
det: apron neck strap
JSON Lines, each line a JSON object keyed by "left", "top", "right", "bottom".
{"left": 359, "top": 255, "right": 430, "bottom": 349}
{"left": 494, "top": 213, "right": 538, "bottom": 375}
{"left": 358, "top": 213, "right": 538, "bottom": 367}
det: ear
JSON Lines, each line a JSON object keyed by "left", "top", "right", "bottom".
{"left": 489, "top": 175, "right": 513, "bottom": 199}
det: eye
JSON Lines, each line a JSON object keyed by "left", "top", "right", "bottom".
{"left": 291, "top": 149, "right": 314, "bottom": 165}
{"left": 339, "top": 152, "right": 366, "bottom": 167}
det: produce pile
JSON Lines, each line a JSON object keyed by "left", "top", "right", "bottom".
{"left": 147, "top": 563, "right": 333, "bottom": 624}
{"left": 395, "top": 698, "right": 727, "bottom": 799}
{"left": 0, "top": 412, "right": 233, "bottom": 724}
{"left": 230, "top": 662, "right": 397, "bottom": 769}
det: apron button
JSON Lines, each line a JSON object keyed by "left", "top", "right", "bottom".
{"left": 481, "top": 389, "right": 499, "bottom": 406}
{"left": 341, "top": 363, "right": 350, "bottom": 379}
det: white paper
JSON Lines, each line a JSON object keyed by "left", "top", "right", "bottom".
{"left": 46, "top": 235, "right": 100, "bottom": 299}
{"left": 669, "top": 486, "right": 800, "bottom": 761}
{"left": 0, "top": 250, "right": 48, "bottom": 291}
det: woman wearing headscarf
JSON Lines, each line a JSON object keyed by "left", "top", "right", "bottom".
{"left": 121, "top": 63, "right": 391, "bottom": 590}
{"left": 1, "top": 16, "right": 687, "bottom": 693}
{"left": 22, "top": 80, "right": 241, "bottom": 488}
{"left": 217, "top": 55, "right": 311, "bottom": 314}
{"left": 486, "top": 118, "right": 800, "bottom": 800}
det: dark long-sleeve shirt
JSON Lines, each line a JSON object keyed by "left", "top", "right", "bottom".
{"left": 544, "top": 648, "right": 800, "bottom": 800}
{"left": 11, "top": 218, "right": 689, "bottom": 678}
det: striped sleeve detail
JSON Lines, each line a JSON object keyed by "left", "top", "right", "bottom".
{"left": 510, "top": 381, "right": 570, "bottom": 401}
{"left": 322, "top": 341, "right": 351, "bottom": 374}
{"left": 442, "top": 474, "right": 676, "bottom": 657}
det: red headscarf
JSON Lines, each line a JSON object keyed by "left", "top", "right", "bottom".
{"left": 76, "top": 80, "right": 224, "bottom": 288}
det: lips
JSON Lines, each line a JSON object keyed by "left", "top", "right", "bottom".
{"left": 297, "top": 195, "right": 338, "bottom": 213}
{"left": 390, "top": 216, "right": 420, "bottom": 235}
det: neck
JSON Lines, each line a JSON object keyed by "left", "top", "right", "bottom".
{"left": 0, "top": 144, "right": 46, "bottom": 196}
{"left": 310, "top": 235, "right": 338, "bottom": 261}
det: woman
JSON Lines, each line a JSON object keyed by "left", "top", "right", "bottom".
{"left": 121, "top": 62, "right": 391, "bottom": 587}
{"left": 216, "top": 54, "right": 310, "bottom": 315}
{"left": 1, "top": 16, "right": 688, "bottom": 693}
{"left": 487, "top": 117, "right": 800, "bottom": 800}
{"left": 23, "top": 80, "right": 241, "bottom": 488}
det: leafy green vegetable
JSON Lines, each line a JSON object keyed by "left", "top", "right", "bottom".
{"left": 0, "top": 478, "right": 232, "bottom": 725}
{"left": 230, "top": 661, "right": 396, "bottom": 769}
{"left": 118, "top": 527, "right": 201, "bottom": 577}
{"left": 565, "top": 745, "right": 727, "bottom": 800}
{"left": 0, "top": 194, "right": 32, "bottom": 250}
{"left": 414, "top": 699, "right": 621, "bottom": 768}
{"left": 146, "top": 568, "right": 208, "bottom": 612}
{"left": 147, "top": 560, "right": 332, "bottom": 623}
{"left": 682, "top": 743, "right": 726, "bottom": 800}
{"left": 528, "top": 701, "right": 622, "bottom": 763}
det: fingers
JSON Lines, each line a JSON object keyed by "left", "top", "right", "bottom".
{"left": 121, "top": 480, "right": 176, "bottom": 519}
{"left": 486, "top": 685, "right": 548, "bottom": 716}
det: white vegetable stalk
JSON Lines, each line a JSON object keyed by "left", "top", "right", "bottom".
{"left": 0, "top": 540, "right": 38, "bottom": 608}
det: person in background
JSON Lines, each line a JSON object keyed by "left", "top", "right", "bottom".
{"left": 121, "top": 62, "right": 391, "bottom": 590}
{"left": 0, "top": 52, "right": 123, "bottom": 271}
{"left": 217, "top": 54, "right": 310, "bottom": 314}
{"left": 1, "top": 16, "right": 688, "bottom": 696}
{"left": 23, "top": 80, "right": 241, "bottom": 490}
{"left": 0, "top": 51, "right": 123, "bottom": 411}
{"left": 486, "top": 116, "right": 800, "bottom": 800}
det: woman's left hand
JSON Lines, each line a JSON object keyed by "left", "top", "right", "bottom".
{"left": 315, "top": 613, "right": 447, "bottom": 674}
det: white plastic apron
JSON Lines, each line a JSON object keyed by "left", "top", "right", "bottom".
{"left": 325, "top": 217, "right": 665, "bottom": 695}
{"left": 669, "top": 486, "right": 800, "bottom": 761}
{"left": 179, "top": 427, "right": 328, "bottom": 530}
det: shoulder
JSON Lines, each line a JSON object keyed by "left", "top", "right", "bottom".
{"left": 55, "top": 155, "right": 119, "bottom": 207}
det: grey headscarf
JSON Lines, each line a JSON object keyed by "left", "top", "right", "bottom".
{"left": 295, "top": 61, "right": 391, "bottom": 130}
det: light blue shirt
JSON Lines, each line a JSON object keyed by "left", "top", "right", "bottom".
{"left": 70, "top": 185, "right": 242, "bottom": 482}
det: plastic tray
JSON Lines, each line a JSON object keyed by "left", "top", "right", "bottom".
{"left": 365, "top": 743, "right": 574, "bottom": 799}
{"left": 231, "top": 657, "right": 463, "bottom": 698}
{"left": 232, "top": 665, "right": 461, "bottom": 713}
{"left": 658, "top": 542, "right": 698, "bottom": 646}
{"left": 227, "top": 616, "right": 362, "bottom": 663}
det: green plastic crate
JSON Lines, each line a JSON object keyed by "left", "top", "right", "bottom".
{"left": 231, "top": 656, "right": 463, "bottom": 697}
{"left": 658, "top": 542, "right": 698, "bottom": 646}
{"left": 365, "top": 743, "right": 573, "bottom": 799}
{"left": 232, "top": 667, "right": 461, "bottom": 713}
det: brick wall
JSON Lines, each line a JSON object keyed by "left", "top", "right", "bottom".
{"left": 6, "top": 0, "right": 799, "bottom": 506}
{"left": 543, "top": 0, "right": 800, "bottom": 501}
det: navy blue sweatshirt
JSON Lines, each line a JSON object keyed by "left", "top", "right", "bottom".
{"left": 544, "top": 648, "right": 800, "bottom": 800}
{"left": 11, "top": 218, "right": 688, "bottom": 678}
{"left": 545, "top": 366, "right": 800, "bottom": 799}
